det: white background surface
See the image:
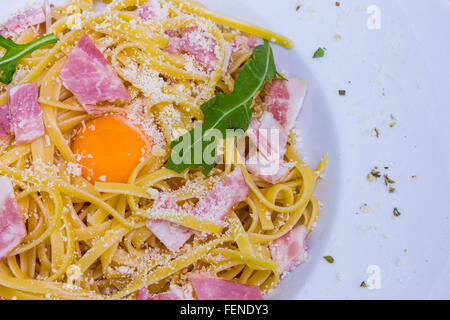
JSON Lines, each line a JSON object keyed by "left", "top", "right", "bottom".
{"left": 2, "top": 0, "right": 450, "bottom": 299}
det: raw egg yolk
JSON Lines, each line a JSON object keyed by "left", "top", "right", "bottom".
{"left": 72, "top": 115, "right": 152, "bottom": 183}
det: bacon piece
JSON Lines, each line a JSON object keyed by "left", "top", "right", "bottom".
{"left": 246, "top": 78, "right": 307, "bottom": 183}
{"left": 137, "top": 288, "right": 183, "bottom": 300}
{"left": 0, "top": 176, "right": 26, "bottom": 261}
{"left": 192, "top": 167, "right": 249, "bottom": 221}
{"left": 246, "top": 112, "right": 291, "bottom": 184}
{"left": 190, "top": 275, "right": 263, "bottom": 300}
{"left": 0, "top": 7, "right": 45, "bottom": 38}
{"left": 8, "top": 83, "right": 45, "bottom": 145}
{"left": 269, "top": 226, "right": 308, "bottom": 274}
{"left": 146, "top": 220, "right": 193, "bottom": 253}
{"left": 247, "top": 112, "right": 288, "bottom": 161}
{"left": 264, "top": 78, "right": 308, "bottom": 132}
{"left": 164, "top": 30, "right": 183, "bottom": 54}
{"left": 164, "top": 27, "right": 221, "bottom": 72}
{"left": 0, "top": 105, "right": 11, "bottom": 138}
{"left": 138, "top": 0, "right": 169, "bottom": 21}
{"left": 181, "top": 27, "right": 218, "bottom": 72}
{"left": 221, "top": 42, "right": 232, "bottom": 76}
{"left": 60, "top": 34, "right": 131, "bottom": 114}
{"left": 146, "top": 193, "right": 193, "bottom": 253}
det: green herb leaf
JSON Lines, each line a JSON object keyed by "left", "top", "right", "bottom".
{"left": 0, "top": 33, "right": 59, "bottom": 84}
{"left": 323, "top": 256, "right": 335, "bottom": 263}
{"left": 166, "top": 40, "right": 282, "bottom": 174}
{"left": 313, "top": 47, "right": 325, "bottom": 58}
{"left": 338, "top": 90, "right": 346, "bottom": 96}
{"left": 360, "top": 281, "right": 367, "bottom": 288}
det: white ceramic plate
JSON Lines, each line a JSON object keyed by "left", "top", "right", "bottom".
{"left": 2, "top": 0, "right": 449, "bottom": 299}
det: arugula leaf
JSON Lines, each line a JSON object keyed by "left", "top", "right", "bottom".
{"left": 166, "top": 40, "right": 283, "bottom": 174}
{"left": 0, "top": 33, "right": 59, "bottom": 84}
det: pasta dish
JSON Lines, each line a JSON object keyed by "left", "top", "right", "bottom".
{"left": 0, "top": 0, "right": 326, "bottom": 300}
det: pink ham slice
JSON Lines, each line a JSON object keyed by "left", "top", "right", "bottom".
{"left": 0, "top": 105, "right": 11, "bottom": 138}
{"left": 192, "top": 167, "right": 249, "bottom": 221}
{"left": 269, "top": 226, "right": 308, "bottom": 274}
{"left": 190, "top": 275, "right": 263, "bottom": 300}
{"left": 60, "top": 34, "right": 130, "bottom": 114}
{"left": 0, "top": 7, "right": 45, "bottom": 38}
{"left": 137, "top": 288, "right": 183, "bottom": 300}
{"left": 231, "top": 35, "right": 261, "bottom": 54}
{"left": 246, "top": 153, "right": 291, "bottom": 184}
{"left": 264, "top": 78, "right": 308, "bottom": 132}
{"left": 138, "top": 0, "right": 168, "bottom": 21}
{"left": 181, "top": 27, "right": 218, "bottom": 72}
{"left": 221, "top": 42, "right": 232, "bottom": 76}
{"left": 147, "top": 219, "right": 193, "bottom": 253}
{"left": 246, "top": 112, "right": 291, "bottom": 184}
{"left": 8, "top": 83, "right": 45, "bottom": 145}
{"left": 246, "top": 78, "right": 307, "bottom": 183}
{"left": 0, "top": 176, "right": 26, "bottom": 261}
{"left": 43, "top": 0, "right": 51, "bottom": 34}
{"left": 146, "top": 193, "right": 193, "bottom": 253}
{"left": 146, "top": 168, "right": 249, "bottom": 252}
{"left": 164, "top": 27, "right": 220, "bottom": 72}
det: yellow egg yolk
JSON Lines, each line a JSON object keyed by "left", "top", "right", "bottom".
{"left": 72, "top": 115, "right": 152, "bottom": 183}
